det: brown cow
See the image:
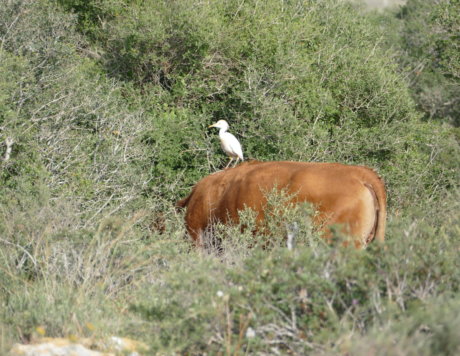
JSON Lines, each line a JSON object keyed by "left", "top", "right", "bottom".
{"left": 176, "top": 161, "right": 386, "bottom": 248}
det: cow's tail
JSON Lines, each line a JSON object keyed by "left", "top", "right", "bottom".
{"left": 374, "top": 182, "right": 387, "bottom": 243}
{"left": 364, "top": 172, "right": 387, "bottom": 244}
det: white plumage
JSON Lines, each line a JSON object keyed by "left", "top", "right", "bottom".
{"left": 209, "top": 120, "right": 244, "bottom": 168}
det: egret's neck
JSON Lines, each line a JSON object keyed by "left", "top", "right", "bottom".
{"left": 218, "top": 127, "right": 228, "bottom": 136}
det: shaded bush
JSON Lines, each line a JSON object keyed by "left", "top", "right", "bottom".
{"left": 374, "top": 0, "right": 460, "bottom": 126}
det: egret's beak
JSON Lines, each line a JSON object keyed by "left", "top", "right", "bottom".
{"left": 208, "top": 123, "right": 216, "bottom": 128}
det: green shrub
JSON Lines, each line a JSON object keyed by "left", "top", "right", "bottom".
{"left": 377, "top": 0, "right": 460, "bottom": 125}
{"left": 0, "top": 0, "right": 459, "bottom": 354}
{"left": 344, "top": 296, "right": 460, "bottom": 356}
{"left": 89, "top": 0, "right": 459, "bottom": 207}
{"left": 125, "top": 192, "right": 459, "bottom": 354}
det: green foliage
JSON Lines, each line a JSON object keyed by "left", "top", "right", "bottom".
{"left": 2, "top": 0, "right": 458, "bottom": 209}
{"left": 125, "top": 192, "right": 459, "bottom": 354}
{"left": 347, "top": 297, "right": 460, "bottom": 356}
{"left": 56, "top": 0, "right": 124, "bottom": 40}
{"left": 394, "top": 0, "right": 460, "bottom": 125}
{"left": 0, "top": 51, "right": 29, "bottom": 126}
{"left": 84, "top": 0, "right": 458, "bottom": 207}
{"left": 141, "top": 108, "right": 211, "bottom": 199}
{"left": 2, "top": 195, "right": 459, "bottom": 353}
{"left": 0, "top": 0, "right": 459, "bottom": 354}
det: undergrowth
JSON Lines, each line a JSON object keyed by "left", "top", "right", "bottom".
{"left": 1, "top": 191, "right": 459, "bottom": 355}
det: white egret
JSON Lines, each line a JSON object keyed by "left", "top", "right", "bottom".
{"left": 208, "top": 120, "right": 244, "bottom": 168}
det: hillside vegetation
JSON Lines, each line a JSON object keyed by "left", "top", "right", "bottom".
{"left": 1, "top": 0, "right": 459, "bottom": 354}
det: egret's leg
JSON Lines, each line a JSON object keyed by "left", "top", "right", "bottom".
{"left": 233, "top": 157, "right": 240, "bottom": 167}
{"left": 225, "top": 157, "right": 233, "bottom": 169}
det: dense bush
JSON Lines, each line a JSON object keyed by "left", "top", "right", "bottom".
{"left": 1, "top": 0, "right": 458, "bottom": 208}
{"left": 2, "top": 190, "right": 458, "bottom": 354}
{"left": 0, "top": 0, "right": 459, "bottom": 354}
{"left": 371, "top": 0, "right": 460, "bottom": 126}
{"left": 95, "top": 0, "right": 458, "bottom": 206}
{"left": 396, "top": 0, "right": 460, "bottom": 126}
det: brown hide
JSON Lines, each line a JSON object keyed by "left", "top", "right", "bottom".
{"left": 176, "top": 161, "right": 387, "bottom": 248}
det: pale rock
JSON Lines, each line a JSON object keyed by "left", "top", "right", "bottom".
{"left": 10, "top": 336, "right": 148, "bottom": 356}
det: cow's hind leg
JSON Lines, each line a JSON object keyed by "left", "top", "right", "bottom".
{"left": 339, "top": 187, "right": 377, "bottom": 248}
{"left": 186, "top": 226, "right": 204, "bottom": 249}
{"left": 320, "top": 186, "right": 376, "bottom": 248}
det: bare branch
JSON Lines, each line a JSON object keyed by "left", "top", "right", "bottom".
{"left": 2, "top": 137, "right": 14, "bottom": 162}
